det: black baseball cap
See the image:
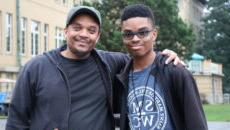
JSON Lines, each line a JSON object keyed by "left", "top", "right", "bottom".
{"left": 66, "top": 5, "right": 102, "bottom": 27}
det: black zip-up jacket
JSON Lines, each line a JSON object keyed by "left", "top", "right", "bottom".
{"left": 6, "top": 45, "right": 128, "bottom": 130}
{"left": 114, "top": 53, "right": 208, "bottom": 130}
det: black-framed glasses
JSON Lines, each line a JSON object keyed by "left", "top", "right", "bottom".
{"left": 122, "top": 29, "right": 155, "bottom": 40}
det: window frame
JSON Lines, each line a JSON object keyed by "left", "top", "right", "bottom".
{"left": 31, "top": 20, "right": 40, "bottom": 56}
{"left": 5, "top": 13, "right": 13, "bottom": 54}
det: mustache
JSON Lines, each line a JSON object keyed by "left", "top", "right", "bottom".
{"left": 74, "top": 37, "right": 90, "bottom": 43}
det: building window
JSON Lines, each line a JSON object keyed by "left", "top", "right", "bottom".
{"left": 44, "top": 24, "right": 49, "bottom": 52}
{"left": 55, "top": 27, "right": 64, "bottom": 48}
{"left": 62, "top": 0, "right": 67, "bottom": 4}
{"left": 54, "top": 0, "right": 60, "bottom": 3}
{"left": 31, "top": 21, "right": 39, "bottom": 56}
{"left": 20, "top": 17, "right": 27, "bottom": 55}
{"left": 73, "top": 0, "right": 83, "bottom": 6}
{"left": 189, "top": 60, "right": 202, "bottom": 72}
{"left": 73, "top": 0, "right": 78, "bottom": 6}
{"left": 5, "top": 13, "right": 13, "bottom": 53}
{"left": 0, "top": 12, "right": 2, "bottom": 50}
{"left": 55, "top": 0, "right": 68, "bottom": 5}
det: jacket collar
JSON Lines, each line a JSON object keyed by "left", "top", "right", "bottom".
{"left": 116, "top": 52, "right": 164, "bottom": 88}
{"left": 44, "top": 44, "right": 107, "bottom": 68}
{"left": 116, "top": 59, "right": 132, "bottom": 88}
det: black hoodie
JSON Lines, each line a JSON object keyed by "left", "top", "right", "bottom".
{"left": 6, "top": 45, "right": 128, "bottom": 130}
{"left": 115, "top": 53, "right": 208, "bottom": 130}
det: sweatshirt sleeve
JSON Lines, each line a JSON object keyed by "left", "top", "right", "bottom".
{"left": 6, "top": 63, "right": 36, "bottom": 130}
{"left": 97, "top": 50, "right": 130, "bottom": 75}
{"left": 180, "top": 68, "right": 208, "bottom": 130}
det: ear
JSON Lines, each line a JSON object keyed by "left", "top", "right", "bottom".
{"left": 64, "top": 27, "right": 68, "bottom": 38}
{"left": 151, "top": 30, "right": 158, "bottom": 41}
{"left": 95, "top": 32, "right": 101, "bottom": 44}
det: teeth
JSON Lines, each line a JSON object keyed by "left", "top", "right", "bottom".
{"left": 75, "top": 40, "right": 88, "bottom": 44}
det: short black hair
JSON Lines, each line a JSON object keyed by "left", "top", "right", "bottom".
{"left": 121, "top": 4, "right": 155, "bottom": 26}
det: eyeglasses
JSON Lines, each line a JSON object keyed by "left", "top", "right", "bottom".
{"left": 122, "top": 29, "right": 155, "bottom": 40}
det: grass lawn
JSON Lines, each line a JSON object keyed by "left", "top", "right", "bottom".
{"left": 203, "top": 104, "right": 230, "bottom": 122}
{"left": 0, "top": 115, "right": 7, "bottom": 119}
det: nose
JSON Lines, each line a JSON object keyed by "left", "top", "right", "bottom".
{"left": 79, "top": 29, "right": 89, "bottom": 38}
{"left": 132, "top": 34, "right": 141, "bottom": 41}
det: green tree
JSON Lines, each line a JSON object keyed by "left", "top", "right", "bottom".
{"left": 197, "top": 0, "right": 230, "bottom": 92}
{"left": 90, "top": 0, "right": 127, "bottom": 52}
{"left": 88, "top": 0, "right": 196, "bottom": 58}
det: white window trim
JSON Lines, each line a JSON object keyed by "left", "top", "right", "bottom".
{"left": 55, "top": 27, "right": 64, "bottom": 48}
{"left": 5, "top": 13, "right": 13, "bottom": 54}
{"left": 31, "top": 21, "right": 39, "bottom": 56}
{"left": 20, "top": 17, "right": 26, "bottom": 56}
{"left": 0, "top": 11, "right": 2, "bottom": 52}
{"left": 55, "top": 0, "right": 68, "bottom": 6}
{"left": 44, "top": 24, "right": 49, "bottom": 52}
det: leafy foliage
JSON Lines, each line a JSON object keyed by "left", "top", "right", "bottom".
{"left": 85, "top": 0, "right": 196, "bottom": 58}
{"left": 197, "top": 0, "right": 230, "bottom": 92}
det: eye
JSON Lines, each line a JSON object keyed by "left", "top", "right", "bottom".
{"left": 123, "top": 32, "right": 133, "bottom": 38}
{"left": 88, "top": 27, "right": 97, "bottom": 34}
{"left": 138, "top": 30, "right": 149, "bottom": 36}
{"left": 138, "top": 31, "right": 146, "bottom": 36}
{"left": 124, "top": 33, "right": 132, "bottom": 37}
{"left": 72, "top": 25, "right": 81, "bottom": 31}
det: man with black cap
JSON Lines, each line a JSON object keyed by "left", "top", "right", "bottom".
{"left": 6, "top": 5, "right": 181, "bottom": 130}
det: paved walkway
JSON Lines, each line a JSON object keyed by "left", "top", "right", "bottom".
{"left": 0, "top": 119, "right": 5, "bottom": 130}
{"left": 208, "top": 121, "right": 230, "bottom": 130}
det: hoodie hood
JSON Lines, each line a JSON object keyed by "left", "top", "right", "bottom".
{"left": 43, "top": 44, "right": 67, "bottom": 67}
{"left": 116, "top": 52, "right": 167, "bottom": 83}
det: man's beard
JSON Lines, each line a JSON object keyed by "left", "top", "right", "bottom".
{"left": 69, "top": 47, "right": 91, "bottom": 59}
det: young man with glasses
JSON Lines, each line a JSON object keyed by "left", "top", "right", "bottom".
{"left": 115, "top": 4, "right": 208, "bottom": 130}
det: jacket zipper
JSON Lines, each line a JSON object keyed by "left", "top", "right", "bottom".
{"left": 95, "top": 59, "right": 115, "bottom": 129}
{"left": 56, "top": 65, "right": 71, "bottom": 130}
{"left": 155, "top": 69, "right": 180, "bottom": 130}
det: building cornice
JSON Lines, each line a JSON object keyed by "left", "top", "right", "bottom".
{"left": 192, "top": 72, "right": 224, "bottom": 77}
{"left": 0, "top": 67, "right": 20, "bottom": 73}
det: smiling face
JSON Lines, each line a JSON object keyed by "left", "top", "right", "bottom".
{"left": 64, "top": 14, "right": 100, "bottom": 59}
{"left": 121, "top": 17, "right": 157, "bottom": 58}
